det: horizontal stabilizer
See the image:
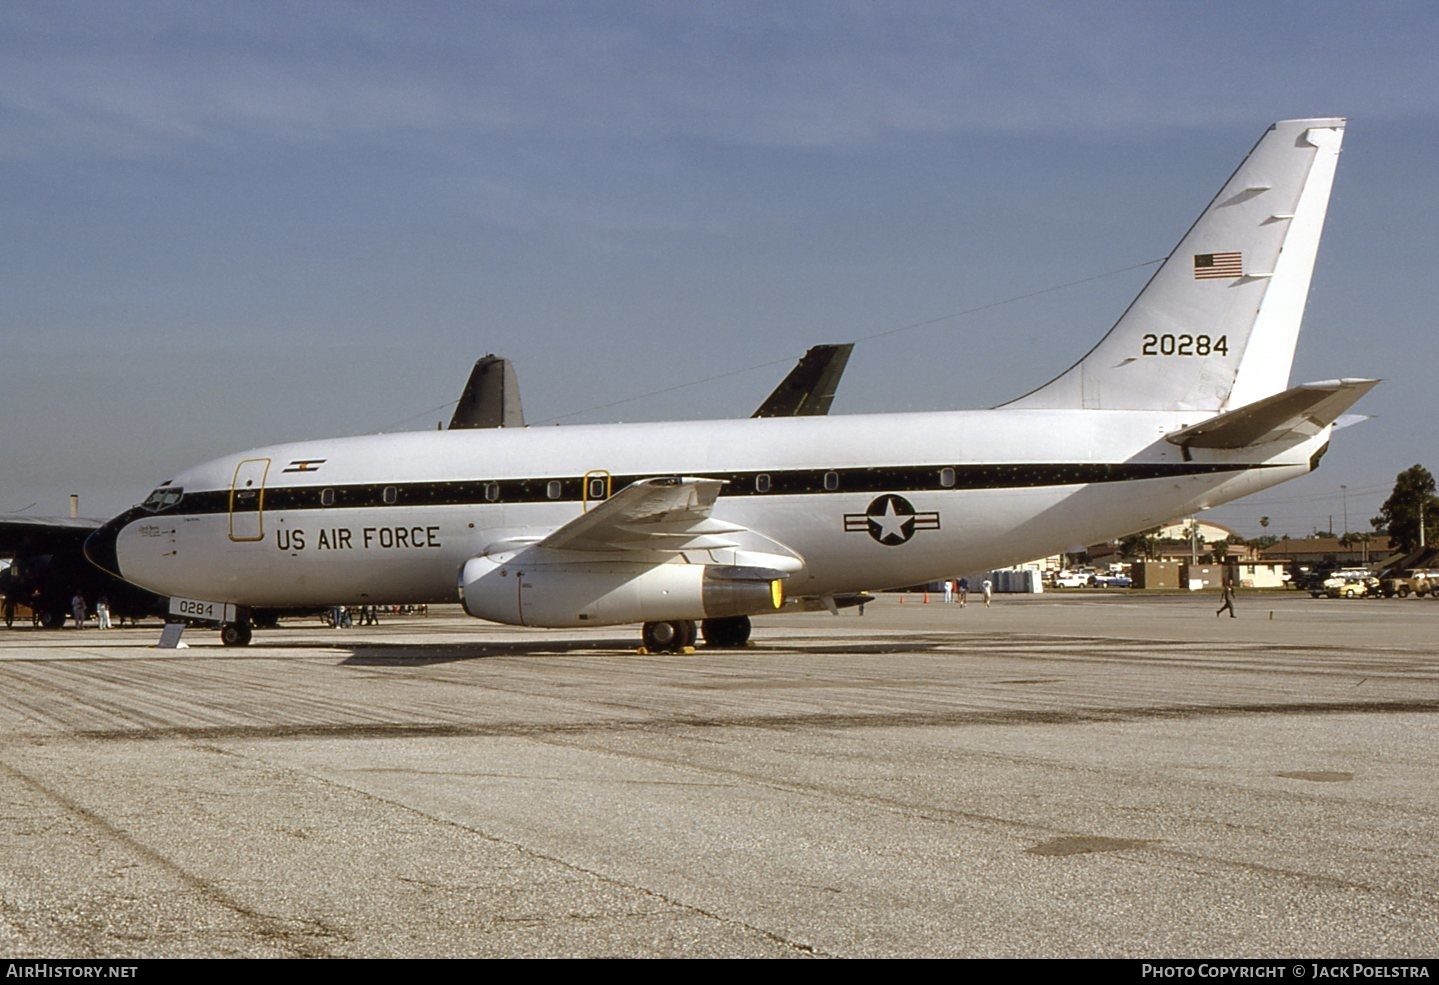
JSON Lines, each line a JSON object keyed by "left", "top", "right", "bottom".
{"left": 1165, "top": 379, "right": 1379, "bottom": 451}
{"left": 1332, "top": 413, "right": 1372, "bottom": 432}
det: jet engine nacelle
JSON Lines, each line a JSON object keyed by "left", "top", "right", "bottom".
{"left": 459, "top": 554, "right": 785, "bottom": 628}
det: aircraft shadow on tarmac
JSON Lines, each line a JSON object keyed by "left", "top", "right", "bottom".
{"left": 328, "top": 635, "right": 950, "bottom": 666}
{"left": 332, "top": 638, "right": 639, "bottom": 666}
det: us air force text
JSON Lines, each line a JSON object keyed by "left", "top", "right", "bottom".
{"left": 275, "top": 525, "right": 442, "bottom": 552}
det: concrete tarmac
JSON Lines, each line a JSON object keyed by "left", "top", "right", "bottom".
{"left": 1, "top": 592, "right": 1436, "bottom": 958}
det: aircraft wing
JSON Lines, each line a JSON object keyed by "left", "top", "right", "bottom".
{"left": 752, "top": 343, "right": 853, "bottom": 418}
{"left": 536, "top": 477, "right": 746, "bottom": 554}
{"left": 0, "top": 516, "right": 103, "bottom": 556}
{"left": 461, "top": 477, "right": 796, "bottom": 628}
{"left": 1165, "top": 379, "right": 1380, "bottom": 451}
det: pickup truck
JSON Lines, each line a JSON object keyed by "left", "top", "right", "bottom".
{"left": 1380, "top": 569, "right": 1438, "bottom": 598}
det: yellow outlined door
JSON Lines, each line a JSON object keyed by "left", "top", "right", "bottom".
{"left": 582, "top": 470, "right": 612, "bottom": 511}
{"left": 229, "top": 458, "right": 271, "bottom": 542}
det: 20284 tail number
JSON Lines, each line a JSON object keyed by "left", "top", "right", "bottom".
{"left": 1141, "top": 334, "right": 1228, "bottom": 356}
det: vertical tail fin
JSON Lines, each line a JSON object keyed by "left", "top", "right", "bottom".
{"left": 1006, "top": 118, "right": 1345, "bottom": 412}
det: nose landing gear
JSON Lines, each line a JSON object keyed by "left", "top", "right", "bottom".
{"left": 219, "top": 620, "right": 253, "bottom": 647}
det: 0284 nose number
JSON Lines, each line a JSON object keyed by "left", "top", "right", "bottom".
{"left": 168, "top": 597, "right": 237, "bottom": 624}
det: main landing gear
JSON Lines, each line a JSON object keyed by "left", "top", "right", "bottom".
{"left": 639, "top": 615, "right": 752, "bottom": 653}
{"left": 641, "top": 619, "right": 697, "bottom": 653}
{"left": 219, "top": 620, "right": 253, "bottom": 647}
{"left": 701, "top": 615, "right": 751, "bottom": 649}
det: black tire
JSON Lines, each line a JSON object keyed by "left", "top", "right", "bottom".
{"left": 701, "top": 615, "right": 752, "bottom": 648}
{"left": 220, "top": 622, "right": 253, "bottom": 647}
{"left": 642, "top": 620, "right": 677, "bottom": 651}
{"left": 2, "top": 602, "right": 13, "bottom": 629}
{"left": 642, "top": 620, "right": 692, "bottom": 653}
{"left": 39, "top": 608, "right": 67, "bottom": 629}
{"left": 1398, "top": 585, "right": 1411, "bottom": 598}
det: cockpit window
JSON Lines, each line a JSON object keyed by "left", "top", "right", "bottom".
{"left": 141, "top": 485, "right": 184, "bottom": 513}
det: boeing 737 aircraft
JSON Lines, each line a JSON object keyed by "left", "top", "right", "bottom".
{"left": 1, "top": 346, "right": 848, "bottom": 630}
{"left": 85, "top": 119, "right": 1374, "bottom": 649}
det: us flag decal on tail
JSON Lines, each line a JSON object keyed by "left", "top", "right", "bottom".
{"left": 1193, "top": 252, "right": 1243, "bottom": 279}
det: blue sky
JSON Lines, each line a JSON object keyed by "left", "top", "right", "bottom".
{"left": 3, "top": 1, "right": 1436, "bottom": 539}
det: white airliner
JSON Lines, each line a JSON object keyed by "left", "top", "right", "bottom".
{"left": 86, "top": 118, "right": 1374, "bottom": 648}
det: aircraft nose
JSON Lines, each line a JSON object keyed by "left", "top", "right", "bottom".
{"left": 84, "top": 511, "right": 134, "bottom": 580}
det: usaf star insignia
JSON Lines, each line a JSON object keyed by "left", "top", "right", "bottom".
{"left": 844, "top": 494, "right": 940, "bottom": 546}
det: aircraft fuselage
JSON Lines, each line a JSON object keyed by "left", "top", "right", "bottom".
{"left": 92, "top": 407, "right": 1319, "bottom": 612}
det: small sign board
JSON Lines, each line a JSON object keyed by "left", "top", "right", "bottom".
{"left": 156, "top": 622, "right": 188, "bottom": 649}
{"left": 168, "top": 596, "right": 237, "bottom": 624}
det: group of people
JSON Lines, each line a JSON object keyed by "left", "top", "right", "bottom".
{"left": 941, "top": 577, "right": 992, "bottom": 607}
{"left": 69, "top": 593, "right": 113, "bottom": 629}
{"left": 326, "top": 604, "right": 429, "bottom": 628}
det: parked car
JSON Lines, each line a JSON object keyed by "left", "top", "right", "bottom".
{"left": 1051, "top": 570, "right": 1095, "bottom": 588}
{"left": 1315, "top": 569, "right": 1375, "bottom": 598}
{"left": 1380, "top": 569, "right": 1438, "bottom": 598}
{"left": 1326, "top": 578, "right": 1373, "bottom": 599}
{"left": 1091, "top": 573, "right": 1133, "bottom": 588}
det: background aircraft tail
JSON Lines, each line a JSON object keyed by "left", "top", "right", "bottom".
{"left": 1005, "top": 118, "right": 1346, "bottom": 413}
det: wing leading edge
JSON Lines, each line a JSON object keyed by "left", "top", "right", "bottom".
{"left": 537, "top": 477, "right": 745, "bottom": 554}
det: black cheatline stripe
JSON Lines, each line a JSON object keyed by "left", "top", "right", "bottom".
{"left": 154, "top": 461, "right": 1267, "bottom": 519}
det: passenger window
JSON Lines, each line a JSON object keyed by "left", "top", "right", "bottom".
{"left": 484, "top": 482, "right": 500, "bottom": 503}
{"left": 546, "top": 480, "right": 562, "bottom": 500}
{"left": 321, "top": 488, "right": 335, "bottom": 507}
{"left": 755, "top": 473, "right": 771, "bottom": 493}
{"left": 940, "top": 467, "right": 956, "bottom": 488}
{"left": 823, "top": 471, "right": 839, "bottom": 491}
{"left": 383, "top": 486, "right": 398, "bottom": 505}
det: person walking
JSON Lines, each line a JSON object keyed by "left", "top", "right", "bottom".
{"left": 1216, "top": 578, "right": 1236, "bottom": 618}
{"left": 982, "top": 578, "right": 993, "bottom": 608}
{"left": 958, "top": 577, "right": 968, "bottom": 607}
